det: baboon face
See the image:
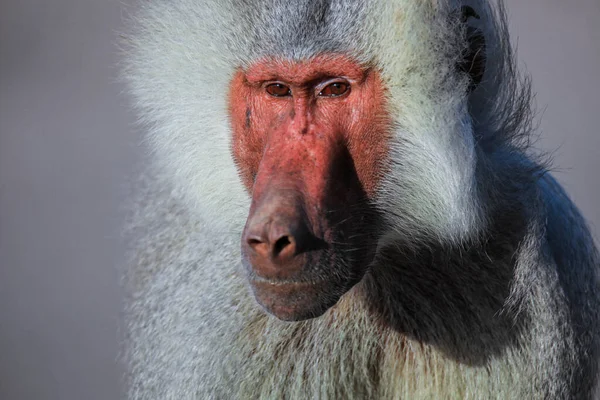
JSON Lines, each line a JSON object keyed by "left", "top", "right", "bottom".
{"left": 229, "top": 55, "right": 390, "bottom": 320}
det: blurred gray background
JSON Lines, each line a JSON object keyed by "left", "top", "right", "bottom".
{"left": 0, "top": 0, "right": 598, "bottom": 399}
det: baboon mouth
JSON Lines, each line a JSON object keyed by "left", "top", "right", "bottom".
{"left": 250, "top": 277, "right": 328, "bottom": 286}
{"left": 243, "top": 240, "right": 375, "bottom": 321}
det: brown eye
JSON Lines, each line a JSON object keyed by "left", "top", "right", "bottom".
{"left": 319, "top": 81, "right": 349, "bottom": 97}
{"left": 265, "top": 83, "right": 291, "bottom": 97}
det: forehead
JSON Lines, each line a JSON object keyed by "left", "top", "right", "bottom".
{"left": 244, "top": 55, "right": 368, "bottom": 84}
{"left": 240, "top": 0, "right": 369, "bottom": 61}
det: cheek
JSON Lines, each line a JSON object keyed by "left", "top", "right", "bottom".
{"left": 228, "top": 74, "right": 265, "bottom": 191}
{"left": 344, "top": 76, "right": 391, "bottom": 196}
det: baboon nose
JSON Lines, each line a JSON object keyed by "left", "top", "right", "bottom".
{"left": 245, "top": 219, "right": 300, "bottom": 263}
{"left": 242, "top": 192, "right": 327, "bottom": 280}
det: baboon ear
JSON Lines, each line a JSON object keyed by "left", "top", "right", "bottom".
{"left": 459, "top": 6, "right": 486, "bottom": 92}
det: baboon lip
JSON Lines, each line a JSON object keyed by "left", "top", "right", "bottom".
{"left": 250, "top": 277, "right": 328, "bottom": 287}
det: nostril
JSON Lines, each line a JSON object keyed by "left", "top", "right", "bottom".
{"left": 246, "top": 234, "right": 271, "bottom": 258}
{"left": 247, "top": 238, "right": 263, "bottom": 248}
{"left": 273, "top": 235, "right": 292, "bottom": 257}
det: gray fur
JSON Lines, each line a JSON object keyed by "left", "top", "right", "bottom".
{"left": 121, "top": 0, "right": 600, "bottom": 398}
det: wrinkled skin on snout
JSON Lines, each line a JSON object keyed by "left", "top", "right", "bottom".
{"left": 229, "top": 55, "right": 391, "bottom": 321}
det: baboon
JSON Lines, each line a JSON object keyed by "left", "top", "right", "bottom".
{"left": 122, "top": 0, "right": 600, "bottom": 398}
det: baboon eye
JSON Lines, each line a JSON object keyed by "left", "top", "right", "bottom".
{"left": 265, "top": 83, "right": 291, "bottom": 97}
{"left": 319, "top": 81, "right": 350, "bottom": 97}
